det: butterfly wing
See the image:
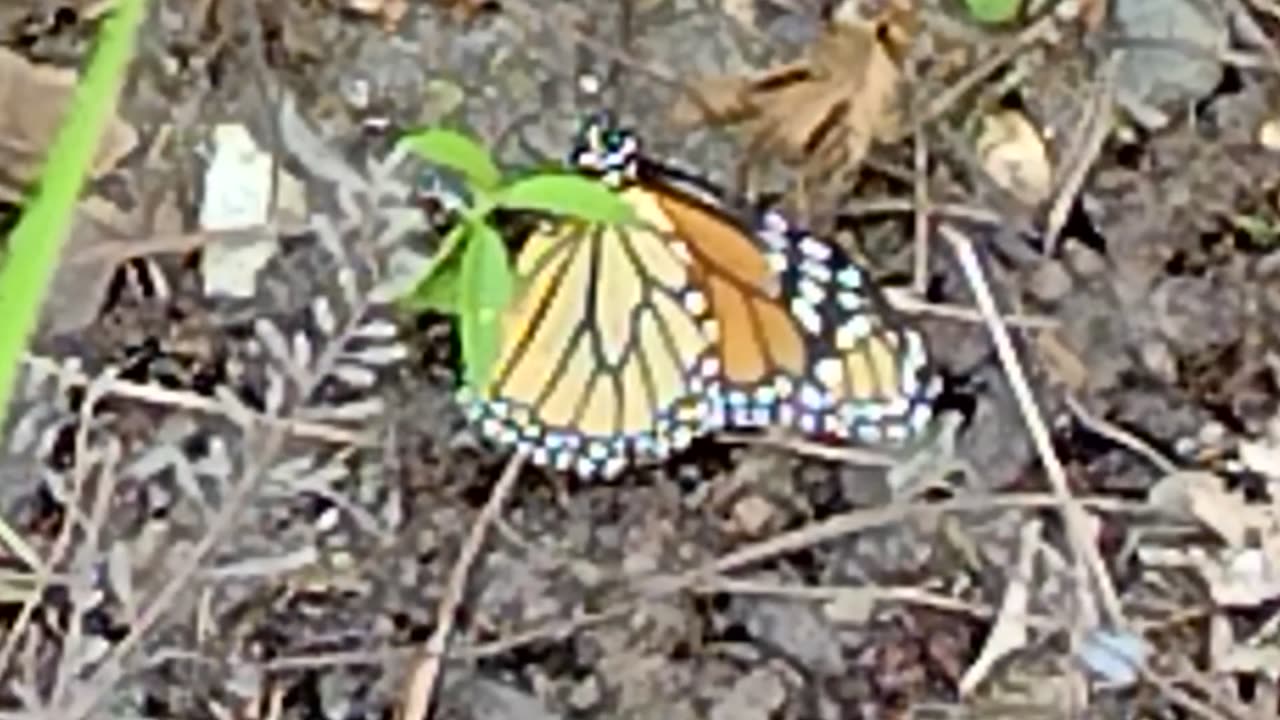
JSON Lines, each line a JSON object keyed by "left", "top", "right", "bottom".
{"left": 753, "top": 208, "right": 936, "bottom": 443}
{"left": 462, "top": 186, "right": 724, "bottom": 477}
{"left": 651, "top": 177, "right": 936, "bottom": 444}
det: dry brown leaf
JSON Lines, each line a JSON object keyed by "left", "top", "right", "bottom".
{"left": 1034, "top": 330, "right": 1088, "bottom": 392}
{"left": 721, "top": 0, "right": 758, "bottom": 28}
{"left": 672, "top": 0, "right": 915, "bottom": 179}
{"left": 976, "top": 109, "right": 1053, "bottom": 207}
{"left": 40, "top": 197, "right": 139, "bottom": 336}
{"left": 0, "top": 47, "right": 137, "bottom": 203}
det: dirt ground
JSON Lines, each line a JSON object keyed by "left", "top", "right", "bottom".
{"left": 3, "top": 0, "right": 1280, "bottom": 718}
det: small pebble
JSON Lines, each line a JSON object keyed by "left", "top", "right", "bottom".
{"left": 1026, "top": 259, "right": 1073, "bottom": 302}
{"left": 731, "top": 495, "right": 777, "bottom": 537}
{"left": 1259, "top": 118, "right": 1280, "bottom": 151}
{"left": 567, "top": 674, "right": 603, "bottom": 711}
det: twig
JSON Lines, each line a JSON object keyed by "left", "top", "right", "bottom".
{"left": 716, "top": 431, "right": 898, "bottom": 466}
{"left": 912, "top": 127, "right": 931, "bottom": 295}
{"left": 633, "top": 491, "right": 1142, "bottom": 601}
{"left": 1042, "top": 54, "right": 1117, "bottom": 255}
{"left": 1232, "top": 0, "right": 1280, "bottom": 70}
{"left": 0, "top": 369, "right": 119, "bottom": 687}
{"left": 249, "top": 492, "right": 1152, "bottom": 677}
{"left": 939, "top": 224, "right": 1125, "bottom": 630}
{"left": 699, "top": 577, "right": 1067, "bottom": 632}
{"left": 1140, "top": 666, "right": 1246, "bottom": 720}
{"left": 397, "top": 450, "right": 528, "bottom": 720}
{"left": 890, "top": 12, "right": 1060, "bottom": 145}
{"left": 1064, "top": 394, "right": 1179, "bottom": 475}
{"left": 841, "top": 197, "right": 1004, "bottom": 226}
{"left": 56, "top": 413, "right": 290, "bottom": 719}
{"left": 885, "top": 289, "right": 1061, "bottom": 330}
{"left": 21, "top": 354, "right": 374, "bottom": 447}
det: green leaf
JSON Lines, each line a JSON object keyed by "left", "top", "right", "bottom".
{"left": 399, "top": 127, "right": 502, "bottom": 191}
{"left": 458, "top": 222, "right": 514, "bottom": 391}
{"left": 497, "top": 173, "right": 637, "bottom": 225}
{"left": 0, "top": 0, "right": 147, "bottom": 431}
{"left": 404, "top": 226, "right": 466, "bottom": 314}
{"left": 964, "top": 0, "right": 1021, "bottom": 23}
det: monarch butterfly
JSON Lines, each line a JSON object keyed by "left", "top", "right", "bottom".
{"left": 457, "top": 113, "right": 938, "bottom": 477}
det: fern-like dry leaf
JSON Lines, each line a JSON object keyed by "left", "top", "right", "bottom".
{"left": 673, "top": 0, "right": 915, "bottom": 178}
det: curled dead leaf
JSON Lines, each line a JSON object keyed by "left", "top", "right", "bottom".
{"left": 0, "top": 47, "right": 137, "bottom": 203}
{"left": 671, "top": 0, "right": 915, "bottom": 179}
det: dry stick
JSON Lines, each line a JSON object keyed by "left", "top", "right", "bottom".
{"left": 912, "top": 126, "right": 931, "bottom": 296}
{"left": 885, "top": 289, "right": 1061, "bottom": 330}
{"left": 842, "top": 197, "right": 1005, "bottom": 226}
{"left": 1252, "top": 0, "right": 1280, "bottom": 18}
{"left": 1063, "top": 394, "right": 1180, "bottom": 475}
{"left": 888, "top": 12, "right": 1060, "bottom": 146}
{"left": 0, "top": 369, "right": 121, "bottom": 685}
{"left": 49, "top": 398, "right": 126, "bottom": 710}
{"left": 718, "top": 431, "right": 897, "bottom": 466}
{"left": 1042, "top": 55, "right": 1117, "bottom": 255}
{"left": 252, "top": 491, "right": 1153, "bottom": 676}
{"left": 698, "top": 577, "right": 1072, "bottom": 631}
{"left": 21, "top": 354, "right": 373, "bottom": 447}
{"left": 54, "top": 286, "right": 388, "bottom": 717}
{"left": 635, "top": 491, "right": 1141, "bottom": 603}
{"left": 1233, "top": 0, "right": 1280, "bottom": 69}
{"left": 1140, "top": 667, "right": 1246, "bottom": 720}
{"left": 939, "top": 224, "right": 1124, "bottom": 631}
{"left": 397, "top": 450, "right": 528, "bottom": 720}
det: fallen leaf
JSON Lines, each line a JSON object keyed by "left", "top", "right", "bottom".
{"left": 976, "top": 109, "right": 1053, "bottom": 207}
{"left": 0, "top": 47, "right": 137, "bottom": 202}
{"left": 39, "top": 197, "right": 140, "bottom": 335}
{"left": 671, "top": 0, "right": 914, "bottom": 179}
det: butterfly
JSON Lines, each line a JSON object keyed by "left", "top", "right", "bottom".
{"left": 456, "top": 112, "right": 938, "bottom": 477}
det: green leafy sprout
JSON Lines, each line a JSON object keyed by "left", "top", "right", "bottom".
{"left": 398, "top": 127, "right": 637, "bottom": 393}
{"left": 0, "top": 0, "right": 148, "bottom": 431}
{"left": 964, "top": 0, "right": 1021, "bottom": 24}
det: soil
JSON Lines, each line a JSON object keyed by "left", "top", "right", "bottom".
{"left": 3, "top": 0, "right": 1280, "bottom": 718}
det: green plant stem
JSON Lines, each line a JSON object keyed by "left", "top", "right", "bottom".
{"left": 0, "top": 0, "right": 148, "bottom": 428}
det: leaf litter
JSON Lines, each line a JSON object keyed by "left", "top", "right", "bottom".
{"left": 4, "top": 0, "right": 1280, "bottom": 717}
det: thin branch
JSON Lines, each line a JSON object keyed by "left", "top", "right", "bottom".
{"left": 939, "top": 223, "right": 1125, "bottom": 630}
{"left": 21, "top": 354, "right": 374, "bottom": 447}
{"left": 397, "top": 450, "right": 528, "bottom": 720}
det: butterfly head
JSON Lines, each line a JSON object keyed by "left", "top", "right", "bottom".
{"left": 569, "top": 111, "right": 640, "bottom": 187}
